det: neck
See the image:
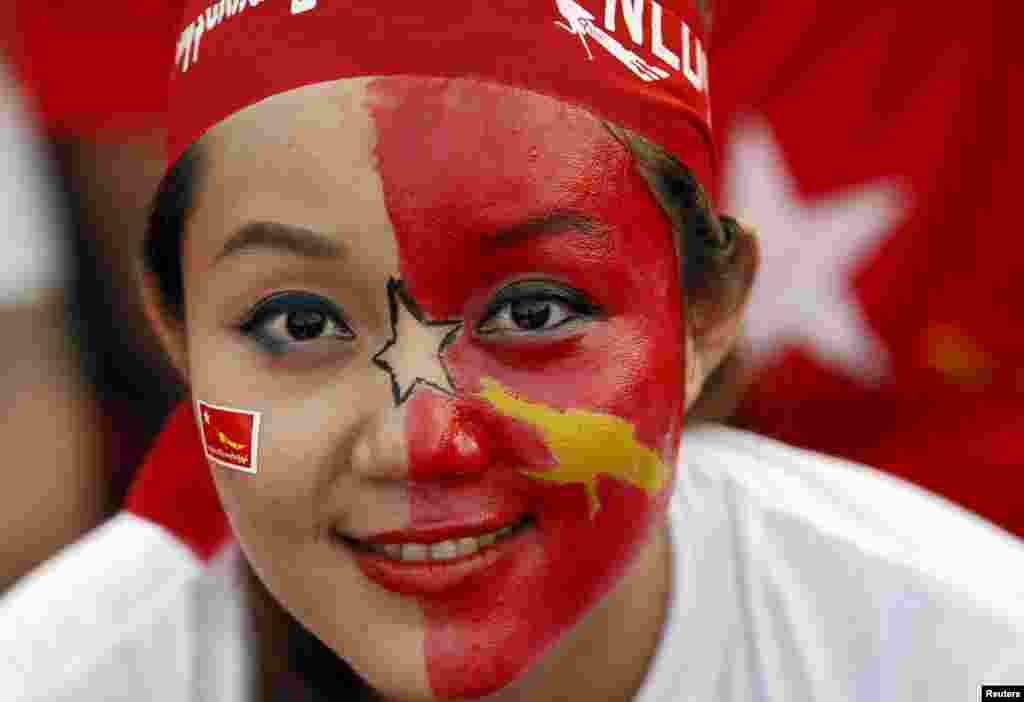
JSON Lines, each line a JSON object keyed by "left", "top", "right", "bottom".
{"left": 482, "top": 518, "right": 673, "bottom": 702}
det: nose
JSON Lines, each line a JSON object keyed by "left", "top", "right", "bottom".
{"left": 349, "top": 407, "right": 408, "bottom": 481}
{"left": 406, "top": 391, "right": 490, "bottom": 481}
{"left": 349, "top": 390, "right": 492, "bottom": 482}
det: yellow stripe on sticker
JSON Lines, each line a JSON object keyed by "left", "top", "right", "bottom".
{"left": 478, "top": 377, "right": 670, "bottom": 517}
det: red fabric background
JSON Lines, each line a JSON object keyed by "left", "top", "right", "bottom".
{"left": 6, "top": 3, "right": 179, "bottom": 136}
{"left": 714, "top": 0, "right": 1024, "bottom": 536}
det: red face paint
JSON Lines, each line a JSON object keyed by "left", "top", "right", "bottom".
{"left": 366, "top": 77, "right": 686, "bottom": 700}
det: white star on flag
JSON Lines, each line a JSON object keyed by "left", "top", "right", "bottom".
{"left": 722, "top": 116, "right": 907, "bottom": 383}
{"left": 372, "top": 278, "right": 463, "bottom": 405}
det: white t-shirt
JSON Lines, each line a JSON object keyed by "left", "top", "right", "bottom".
{"left": 3, "top": 426, "right": 1022, "bottom": 701}
{"left": 0, "top": 64, "right": 65, "bottom": 306}
{"left": 637, "top": 426, "right": 1024, "bottom": 701}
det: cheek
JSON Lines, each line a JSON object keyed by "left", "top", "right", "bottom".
{"left": 446, "top": 316, "right": 685, "bottom": 445}
{"left": 186, "top": 325, "right": 363, "bottom": 546}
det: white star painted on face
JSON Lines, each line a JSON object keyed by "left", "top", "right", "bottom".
{"left": 722, "top": 116, "right": 908, "bottom": 383}
{"left": 372, "top": 278, "right": 463, "bottom": 406}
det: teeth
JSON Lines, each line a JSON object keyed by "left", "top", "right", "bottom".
{"left": 430, "top": 540, "right": 458, "bottom": 560}
{"left": 363, "top": 520, "right": 527, "bottom": 562}
{"left": 401, "top": 543, "right": 429, "bottom": 561}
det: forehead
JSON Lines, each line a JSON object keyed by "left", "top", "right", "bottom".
{"left": 364, "top": 77, "right": 632, "bottom": 230}
{"left": 197, "top": 76, "right": 632, "bottom": 227}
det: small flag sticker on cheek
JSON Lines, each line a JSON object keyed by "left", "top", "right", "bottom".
{"left": 196, "top": 401, "right": 262, "bottom": 474}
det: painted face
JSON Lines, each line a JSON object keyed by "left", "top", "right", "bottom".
{"left": 182, "top": 77, "right": 686, "bottom": 701}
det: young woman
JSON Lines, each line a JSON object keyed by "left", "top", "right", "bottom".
{"left": 3, "top": 3, "right": 1023, "bottom": 702}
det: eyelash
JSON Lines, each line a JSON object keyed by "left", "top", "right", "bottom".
{"left": 238, "top": 291, "right": 354, "bottom": 355}
{"left": 235, "top": 282, "right": 597, "bottom": 357}
{"left": 476, "top": 280, "right": 600, "bottom": 337}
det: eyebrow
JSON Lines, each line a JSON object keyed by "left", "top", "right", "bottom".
{"left": 488, "top": 210, "right": 607, "bottom": 247}
{"left": 215, "top": 221, "right": 345, "bottom": 265}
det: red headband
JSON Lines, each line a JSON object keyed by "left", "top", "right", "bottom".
{"left": 167, "top": 0, "right": 714, "bottom": 191}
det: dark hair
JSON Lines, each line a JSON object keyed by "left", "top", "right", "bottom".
{"left": 144, "top": 143, "right": 201, "bottom": 321}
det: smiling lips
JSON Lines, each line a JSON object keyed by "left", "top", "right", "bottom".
{"left": 334, "top": 472, "right": 537, "bottom": 595}
{"left": 346, "top": 516, "right": 531, "bottom": 563}
{"left": 340, "top": 513, "right": 536, "bottom": 597}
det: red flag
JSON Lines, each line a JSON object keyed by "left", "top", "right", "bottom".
{"left": 714, "top": 1, "right": 1024, "bottom": 535}
{"left": 196, "top": 401, "right": 261, "bottom": 474}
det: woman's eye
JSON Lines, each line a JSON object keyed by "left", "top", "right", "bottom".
{"left": 477, "top": 282, "right": 599, "bottom": 337}
{"left": 239, "top": 292, "right": 354, "bottom": 354}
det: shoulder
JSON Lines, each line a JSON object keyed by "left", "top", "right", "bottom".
{"left": 679, "top": 423, "right": 1024, "bottom": 590}
{"left": 0, "top": 513, "right": 252, "bottom": 702}
{"left": 666, "top": 425, "right": 1024, "bottom": 696}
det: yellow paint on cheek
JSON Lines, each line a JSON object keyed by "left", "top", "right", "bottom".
{"left": 477, "top": 377, "right": 671, "bottom": 517}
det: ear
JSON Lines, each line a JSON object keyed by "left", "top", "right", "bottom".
{"left": 137, "top": 260, "right": 190, "bottom": 385}
{"left": 685, "top": 222, "right": 760, "bottom": 410}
